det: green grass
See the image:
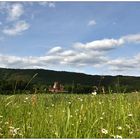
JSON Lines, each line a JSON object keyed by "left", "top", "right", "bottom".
{"left": 0, "top": 93, "right": 140, "bottom": 138}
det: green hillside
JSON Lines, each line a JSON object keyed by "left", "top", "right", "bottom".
{"left": 0, "top": 68, "right": 140, "bottom": 94}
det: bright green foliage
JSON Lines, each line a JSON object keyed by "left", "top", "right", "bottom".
{"left": 0, "top": 93, "right": 140, "bottom": 138}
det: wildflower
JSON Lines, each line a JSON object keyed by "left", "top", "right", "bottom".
{"left": 9, "top": 126, "right": 14, "bottom": 129}
{"left": 91, "top": 91, "right": 97, "bottom": 95}
{"left": 5, "top": 122, "right": 9, "bottom": 125}
{"left": 25, "top": 97, "right": 28, "bottom": 100}
{"left": 28, "top": 112, "right": 31, "bottom": 115}
{"left": 9, "top": 127, "right": 20, "bottom": 137}
{"left": 80, "top": 99, "right": 83, "bottom": 102}
{"left": 68, "top": 101, "right": 71, "bottom": 105}
{"left": 128, "top": 114, "right": 133, "bottom": 117}
{"left": 55, "top": 132, "right": 58, "bottom": 136}
{"left": 75, "top": 109, "right": 79, "bottom": 113}
{"left": 99, "top": 102, "right": 102, "bottom": 105}
{"left": 129, "top": 131, "right": 133, "bottom": 134}
{"left": 102, "top": 112, "right": 105, "bottom": 116}
{"left": 115, "top": 135, "right": 122, "bottom": 139}
{"left": 101, "top": 128, "right": 108, "bottom": 134}
{"left": 117, "top": 126, "right": 122, "bottom": 130}
{"left": 51, "top": 104, "right": 54, "bottom": 107}
{"left": 100, "top": 117, "right": 103, "bottom": 120}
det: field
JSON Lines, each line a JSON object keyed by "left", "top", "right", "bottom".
{"left": 0, "top": 93, "right": 140, "bottom": 138}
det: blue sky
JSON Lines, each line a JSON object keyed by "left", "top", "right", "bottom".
{"left": 0, "top": 1, "right": 140, "bottom": 76}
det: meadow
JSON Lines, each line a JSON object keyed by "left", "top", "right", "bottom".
{"left": 0, "top": 93, "right": 140, "bottom": 138}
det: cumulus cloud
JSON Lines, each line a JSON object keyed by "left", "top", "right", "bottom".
{"left": 7, "top": 3, "right": 24, "bottom": 21}
{"left": 48, "top": 46, "right": 63, "bottom": 54}
{"left": 122, "top": 33, "right": 140, "bottom": 43}
{"left": 107, "top": 53, "right": 140, "bottom": 72}
{"left": 3, "top": 20, "right": 30, "bottom": 36}
{"left": 74, "top": 38, "right": 124, "bottom": 51}
{"left": 0, "top": 2, "right": 30, "bottom": 37}
{"left": 88, "top": 19, "right": 96, "bottom": 26}
{"left": 0, "top": 33, "right": 140, "bottom": 75}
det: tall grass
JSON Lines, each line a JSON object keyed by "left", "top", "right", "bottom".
{"left": 0, "top": 93, "right": 140, "bottom": 138}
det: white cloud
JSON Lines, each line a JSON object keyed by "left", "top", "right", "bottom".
{"left": 7, "top": 3, "right": 24, "bottom": 21}
{"left": 48, "top": 46, "right": 63, "bottom": 54}
{"left": 60, "top": 50, "right": 76, "bottom": 56}
{"left": 0, "top": 33, "right": 140, "bottom": 75}
{"left": 88, "top": 19, "right": 96, "bottom": 26}
{"left": 3, "top": 20, "right": 30, "bottom": 36}
{"left": 38, "top": 2, "right": 55, "bottom": 8}
{"left": 122, "top": 33, "right": 140, "bottom": 43}
{"left": 74, "top": 38, "right": 124, "bottom": 51}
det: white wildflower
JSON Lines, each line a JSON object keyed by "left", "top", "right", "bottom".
{"left": 91, "top": 91, "right": 97, "bottom": 95}
{"left": 117, "top": 126, "right": 122, "bottom": 130}
{"left": 115, "top": 135, "right": 122, "bottom": 139}
{"left": 99, "top": 102, "right": 102, "bottom": 105}
{"left": 128, "top": 114, "right": 133, "bottom": 117}
{"left": 51, "top": 104, "right": 54, "bottom": 107}
{"left": 62, "top": 110, "right": 65, "bottom": 113}
{"left": 100, "top": 117, "right": 103, "bottom": 120}
{"left": 102, "top": 112, "right": 105, "bottom": 115}
{"left": 25, "top": 97, "right": 28, "bottom": 100}
{"left": 101, "top": 128, "right": 108, "bottom": 134}
{"left": 129, "top": 131, "right": 133, "bottom": 134}
{"left": 68, "top": 101, "right": 71, "bottom": 105}
{"left": 5, "top": 122, "right": 9, "bottom": 125}
{"left": 9, "top": 126, "right": 14, "bottom": 129}
{"left": 75, "top": 109, "right": 79, "bottom": 113}
{"left": 28, "top": 112, "right": 31, "bottom": 115}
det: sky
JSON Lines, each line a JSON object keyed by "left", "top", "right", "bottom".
{"left": 0, "top": 1, "right": 140, "bottom": 76}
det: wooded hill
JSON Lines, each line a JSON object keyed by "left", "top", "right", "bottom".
{"left": 0, "top": 68, "right": 140, "bottom": 94}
